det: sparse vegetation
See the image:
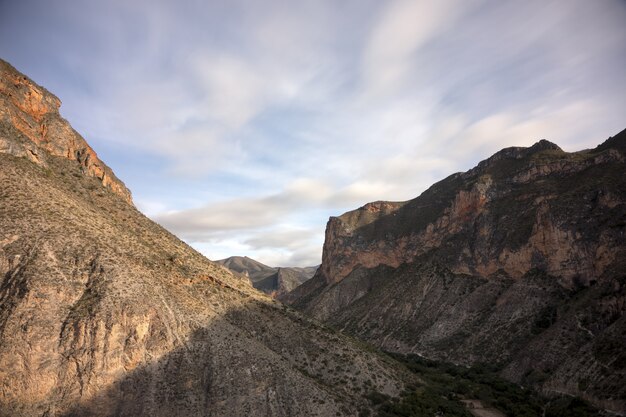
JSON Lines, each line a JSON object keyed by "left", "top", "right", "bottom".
{"left": 366, "top": 353, "right": 602, "bottom": 417}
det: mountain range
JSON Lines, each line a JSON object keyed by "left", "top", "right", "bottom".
{"left": 218, "top": 256, "right": 317, "bottom": 297}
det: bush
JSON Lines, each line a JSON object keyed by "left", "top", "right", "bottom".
{"left": 373, "top": 352, "right": 601, "bottom": 417}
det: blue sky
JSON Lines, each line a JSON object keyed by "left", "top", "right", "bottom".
{"left": 1, "top": 0, "right": 625, "bottom": 266}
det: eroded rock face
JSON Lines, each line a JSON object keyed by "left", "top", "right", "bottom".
{"left": 288, "top": 131, "right": 626, "bottom": 413}
{"left": 0, "top": 59, "right": 132, "bottom": 203}
{"left": 315, "top": 142, "right": 624, "bottom": 289}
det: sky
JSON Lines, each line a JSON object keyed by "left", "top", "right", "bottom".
{"left": 1, "top": 0, "right": 625, "bottom": 267}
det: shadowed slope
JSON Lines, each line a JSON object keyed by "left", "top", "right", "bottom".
{"left": 0, "top": 62, "right": 410, "bottom": 417}
{"left": 0, "top": 132, "right": 411, "bottom": 417}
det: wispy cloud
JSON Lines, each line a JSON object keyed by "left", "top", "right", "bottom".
{"left": 1, "top": 0, "right": 624, "bottom": 266}
{"left": 154, "top": 179, "right": 332, "bottom": 237}
{"left": 361, "top": 0, "right": 474, "bottom": 99}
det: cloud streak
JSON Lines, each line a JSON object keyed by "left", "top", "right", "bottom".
{"left": 1, "top": 0, "right": 624, "bottom": 266}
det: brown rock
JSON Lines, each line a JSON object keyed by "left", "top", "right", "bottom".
{"left": 0, "top": 60, "right": 411, "bottom": 417}
{"left": 0, "top": 59, "right": 132, "bottom": 204}
{"left": 287, "top": 130, "right": 626, "bottom": 413}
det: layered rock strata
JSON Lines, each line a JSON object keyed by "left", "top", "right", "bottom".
{"left": 286, "top": 131, "right": 626, "bottom": 413}
{"left": 0, "top": 59, "right": 132, "bottom": 203}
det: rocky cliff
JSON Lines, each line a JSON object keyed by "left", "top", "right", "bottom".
{"left": 286, "top": 131, "right": 626, "bottom": 413}
{"left": 0, "top": 61, "right": 411, "bottom": 417}
{"left": 0, "top": 59, "right": 132, "bottom": 203}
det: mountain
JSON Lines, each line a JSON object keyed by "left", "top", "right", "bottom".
{"left": 218, "top": 256, "right": 277, "bottom": 282}
{"left": 285, "top": 131, "right": 626, "bottom": 413}
{"left": 218, "top": 256, "right": 317, "bottom": 297}
{"left": 0, "top": 60, "right": 132, "bottom": 204}
{"left": 0, "top": 59, "right": 411, "bottom": 416}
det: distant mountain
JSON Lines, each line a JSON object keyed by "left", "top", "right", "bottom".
{"left": 217, "top": 256, "right": 276, "bottom": 281}
{"left": 0, "top": 58, "right": 410, "bottom": 416}
{"left": 285, "top": 130, "right": 626, "bottom": 413}
{"left": 218, "top": 256, "right": 317, "bottom": 297}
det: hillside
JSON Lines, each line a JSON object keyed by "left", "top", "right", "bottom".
{"left": 218, "top": 256, "right": 316, "bottom": 297}
{"left": 285, "top": 131, "right": 626, "bottom": 413}
{"left": 0, "top": 60, "right": 132, "bottom": 203}
{"left": 0, "top": 59, "right": 411, "bottom": 417}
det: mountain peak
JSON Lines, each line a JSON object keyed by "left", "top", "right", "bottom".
{"left": 217, "top": 256, "right": 317, "bottom": 297}
{"left": 529, "top": 138, "right": 561, "bottom": 151}
{"left": 0, "top": 59, "right": 133, "bottom": 204}
{"left": 288, "top": 130, "right": 626, "bottom": 412}
{"left": 468, "top": 138, "right": 564, "bottom": 176}
{"left": 491, "top": 138, "right": 562, "bottom": 161}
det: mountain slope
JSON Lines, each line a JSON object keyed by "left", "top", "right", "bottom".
{"left": 0, "top": 59, "right": 132, "bottom": 203}
{"left": 218, "top": 256, "right": 277, "bottom": 282}
{"left": 218, "top": 256, "right": 316, "bottom": 297}
{"left": 0, "top": 60, "right": 410, "bottom": 416}
{"left": 286, "top": 131, "right": 626, "bottom": 413}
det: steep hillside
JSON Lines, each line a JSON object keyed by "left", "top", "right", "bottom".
{"left": 287, "top": 132, "right": 626, "bottom": 413}
{"left": 218, "top": 256, "right": 316, "bottom": 297}
{"left": 0, "top": 59, "right": 132, "bottom": 203}
{"left": 0, "top": 60, "right": 411, "bottom": 417}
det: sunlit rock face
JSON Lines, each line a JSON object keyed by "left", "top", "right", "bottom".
{"left": 286, "top": 130, "right": 626, "bottom": 413}
{"left": 0, "top": 59, "right": 132, "bottom": 203}
{"left": 0, "top": 60, "right": 410, "bottom": 417}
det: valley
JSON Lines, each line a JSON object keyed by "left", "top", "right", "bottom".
{"left": 0, "top": 57, "right": 623, "bottom": 416}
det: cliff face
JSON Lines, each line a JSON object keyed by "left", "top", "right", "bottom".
{"left": 0, "top": 61, "right": 409, "bottom": 417}
{"left": 287, "top": 132, "right": 626, "bottom": 413}
{"left": 0, "top": 59, "right": 132, "bottom": 203}
{"left": 313, "top": 139, "right": 624, "bottom": 289}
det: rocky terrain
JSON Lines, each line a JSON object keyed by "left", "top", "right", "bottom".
{"left": 218, "top": 256, "right": 316, "bottom": 297}
{"left": 0, "top": 57, "right": 618, "bottom": 416}
{"left": 286, "top": 132, "right": 626, "bottom": 413}
{"left": 0, "top": 59, "right": 413, "bottom": 417}
{"left": 0, "top": 60, "right": 132, "bottom": 204}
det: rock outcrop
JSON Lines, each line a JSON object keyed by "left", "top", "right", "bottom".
{"left": 287, "top": 130, "right": 626, "bottom": 413}
{"left": 0, "top": 59, "right": 132, "bottom": 203}
{"left": 0, "top": 61, "right": 410, "bottom": 417}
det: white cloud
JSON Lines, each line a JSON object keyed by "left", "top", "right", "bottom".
{"left": 443, "top": 99, "right": 612, "bottom": 167}
{"left": 135, "top": 198, "right": 170, "bottom": 218}
{"left": 153, "top": 178, "right": 333, "bottom": 238}
{"left": 361, "top": 0, "right": 475, "bottom": 99}
{"left": 191, "top": 54, "right": 267, "bottom": 129}
{"left": 2, "top": 0, "right": 624, "bottom": 267}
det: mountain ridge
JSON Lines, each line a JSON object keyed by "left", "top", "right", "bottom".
{"left": 0, "top": 59, "right": 132, "bottom": 204}
{"left": 217, "top": 256, "right": 317, "bottom": 297}
{"left": 284, "top": 130, "right": 626, "bottom": 413}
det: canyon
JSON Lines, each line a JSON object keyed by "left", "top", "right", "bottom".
{"left": 0, "top": 58, "right": 410, "bottom": 417}
{"left": 1, "top": 57, "right": 622, "bottom": 416}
